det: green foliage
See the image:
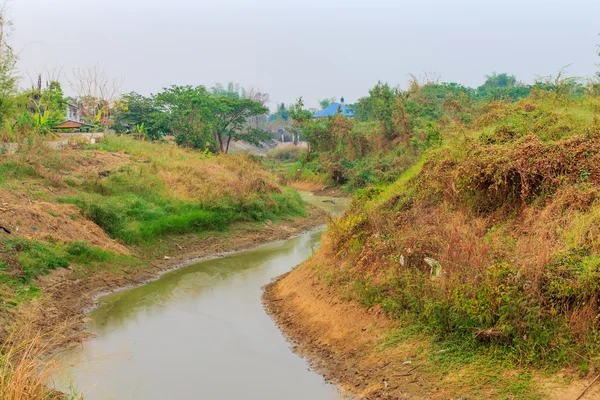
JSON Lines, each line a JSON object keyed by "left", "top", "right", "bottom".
{"left": 0, "top": 10, "right": 18, "bottom": 127}
{"left": 153, "top": 85, "right": 269, "bottom": 153}
{"left": 0, "top": 237, "right": 137, "bottom": 311}
{"left": 58, "top": 164, "right": 304, "bottom": 246}
{"left": 319, "top": 97, "right": 336, "bottom": 110}
{"left": 267, "top": 146, "right": 303, "bottom": 162}
{"left": 321, "top": 95, "right": 600, "bottom": 371}
{"left": 0, "top": 161, "right": 39, "bottom": 184}
{"left": 113, "top": 92, "right": 165, "bottom": 139}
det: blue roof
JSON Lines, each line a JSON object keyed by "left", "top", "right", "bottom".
{"left": 313, "top": 103, "right": 354, "bottom": 118}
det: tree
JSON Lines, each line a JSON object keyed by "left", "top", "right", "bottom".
{"left": 113, "top": 92, "right": 164, "bottom": 139}
{"left": 211, "top": 82, "right": 246, "bottom": 99}
{"left": 319, "top": 97, "right": 336, "bottom": 110}
{"left": 354, "top": 82, "right": 406, "bottom": 140}
{"left": 246, "top": 87, "right": 270, "bottom": 128}
{"left": 40, "top": 81, "right": 65, "bottom": 126}
{"left": 476, "top": 72, "right": 530, "bottom": 102}
{"left": 289, "top": 97, "right": 320, "bottom": 150}
{"left": 482, "top": 72, "right": 517, "bottom": 89}
{"left": 68, "top": 65, "right": 123, "bottom": 129}
{"left": 211, "top": 96, "right": 269, "bottom": 153}
{"left": 154, "top": 85, "right": 215, "bottom": 150}
{"left": 0, "top": 2, "right": 18, "bottom": 124}
{"left": 154, "top": 85, "right": 269, "bottom": 153}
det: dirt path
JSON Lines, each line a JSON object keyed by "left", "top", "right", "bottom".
{"left": 23, "top": 206, "right": 328, "bottom": 349}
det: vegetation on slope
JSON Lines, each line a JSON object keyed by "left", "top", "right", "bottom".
{"left": 275, "top": 73, "right": 592, "bottom": 193}
{"left": 0, "top": 135, "right": 305, "bottom": 314}
{"left": 317, "top": 92, "right": 600, "bottom": 377}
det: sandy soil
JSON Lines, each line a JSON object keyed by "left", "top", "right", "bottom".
{"left": 264, "top": 242, "right": 435, "bottom": 400}
{"left": 0, "top": 189, "right": 129, "bottom": 254}
{"left": 263, "top": 239, "right": 600, "bottom": 400}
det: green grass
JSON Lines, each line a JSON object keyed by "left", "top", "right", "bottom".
{"left": 381, "top": 327, "right": 544, "bottom": 399}
{"left": 57, "top": 165, "right": 305, "bottom": 246}
{"left": 0, "top": 238, "right": 138, "bottom": 312}
{"left": 0, "top": 161, "right": 39, "bottom": 185}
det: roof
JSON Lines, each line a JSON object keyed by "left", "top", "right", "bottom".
{"left": 52, "top": 120, "right": 94, "bottom": 129}
{"left": 313, "top": 102, "right": 355, "bottom": 118}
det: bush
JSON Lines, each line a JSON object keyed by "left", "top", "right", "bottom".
{"left": 267, "top": 146, "right": 303, "bottom": 162}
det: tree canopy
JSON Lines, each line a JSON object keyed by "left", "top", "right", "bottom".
{"left": 113, "top": 85, "right": 269, "bottom": 153}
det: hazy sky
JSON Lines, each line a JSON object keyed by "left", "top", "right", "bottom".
{"left": 10, "top": 0, "right": 600, "bottom": 109}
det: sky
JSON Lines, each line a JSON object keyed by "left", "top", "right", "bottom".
{"left": 9, "top": 0, "right": 600, "bottom": 110}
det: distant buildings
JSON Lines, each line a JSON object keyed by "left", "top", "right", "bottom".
{"left": 312, "top": 97, "right": 355, "bottom": 119}
{"left": 52, "top": 102, "right": 94, "bottom": 132}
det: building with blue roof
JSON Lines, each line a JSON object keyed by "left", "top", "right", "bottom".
{"left": 312, "top": 98, "right": 355, "bottom": 119}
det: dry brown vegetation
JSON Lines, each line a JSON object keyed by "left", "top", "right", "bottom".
{"left": 0, "top": 135, "right": 311, "bottom": 397}
{"left": 298, "top": 96, "right": 600, "bottom": 396}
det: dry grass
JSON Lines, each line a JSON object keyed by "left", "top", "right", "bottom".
{"left": 97, "top": 135, "right": 282, "bottom": 203}
{"left": 322, "top": 96, "right": 600, "bottom": 369}
{"left": 0, "top": 305, "right": 79, "bottom": 400}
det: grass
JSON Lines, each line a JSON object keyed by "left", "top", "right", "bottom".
{"left": 314, "top": 95, "right": 600, "bottom": 395}
{"left": 0, "top": 238, "right": 139, "bottom": 312}
{"left": 0, "top": 135, "right": 311, "bottom": 398}
{"left": 380, "top": 327, "right": 543, "bottom": 399}
{"left": 0, "top": 307, "right": 81, "bottom": 400}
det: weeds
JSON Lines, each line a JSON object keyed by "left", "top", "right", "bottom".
{"left": 0, "top": 307, "right": 81, "bottom": 400}
{"left": 321, "top": 96, "right": 600, "bottom": 371}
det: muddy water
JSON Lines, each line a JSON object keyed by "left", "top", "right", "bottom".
{"left": 54, "top": 194, "right": 348, "bottom": 399}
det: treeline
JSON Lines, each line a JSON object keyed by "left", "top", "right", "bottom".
{"left": 0, "top": 9, "right": 271, "bottom": 155}
{"left": 112, "top": 84, "right": 270, "bottom": 153}
{"left": 285, "top": 71, "right": 599, "bottom": 190}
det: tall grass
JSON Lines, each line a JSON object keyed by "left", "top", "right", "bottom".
{"left": 0, "top": 308, "right": 79, "bottom": 400}
{"left": 322, "top": 96, "right": 600, "bottom": 369}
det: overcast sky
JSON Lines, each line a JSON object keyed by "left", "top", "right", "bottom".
{"left": 10, "top": 0, "right": 600, "bottom": 109}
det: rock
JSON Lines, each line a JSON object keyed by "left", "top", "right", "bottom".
{"left": 163, "top": 256, "right": 171, "bottom": 260}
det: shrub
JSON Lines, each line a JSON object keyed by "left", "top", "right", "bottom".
{"left": 267, "top": 146, "right": 303, "bottom": 162}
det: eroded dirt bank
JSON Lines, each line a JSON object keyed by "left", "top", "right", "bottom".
{"left": 264, "top": 244, "right": 600, "bottom": 400}
{"left": 23, "top": 206, "right": 328, "bottom": 348}
{"left": 263, "top": 242, "right": 435, "bottom": 400}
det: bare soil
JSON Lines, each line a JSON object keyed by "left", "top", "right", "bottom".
{"left": 263, "top": 238, "right": 600, "bottom": 400}
{"left": 264, "top": 241, "right": 435, "bottom": 400}
{"left": 0, "top": 189, "right": 129, "bottom": 254}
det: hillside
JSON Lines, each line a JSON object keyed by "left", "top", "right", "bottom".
{"left": 266, "top": 95, "right": 600, "bottom": 399}
{"left": 0, "top": 134, "right": 328, "bottom": 399}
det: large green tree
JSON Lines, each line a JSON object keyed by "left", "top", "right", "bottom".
{"left": 114, "top": 92, "right": 164, "bottom": 139}
{"left": 154, "top": 85, "right": 269, "bottom": 153}
{"left": 211, "top": 96, "right": 269, "bottom": 153}
{"left": 154, "top": 85, "right": 214, "bottom": 149}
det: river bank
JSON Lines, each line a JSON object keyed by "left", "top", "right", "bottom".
{"left": 263, "top": 239, "right": 600, "bottom": 400}
{"left": 263, "top": 241, "right": 433, "bottom": 400}
{"left": 23, "top": 204, "right": 329, "bottom": 351}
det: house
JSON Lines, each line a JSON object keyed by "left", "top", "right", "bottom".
{"left": 312, "top": 97, "right": 355, "bottom": 119}
{"left": 66, "top": 102, "right": 82, "bottom": 122}
{"left": 52, "top": 102, "right": 94, "bottom": 132}
{"left": 51, "top": 120, "right": 94, "bottom": 132}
